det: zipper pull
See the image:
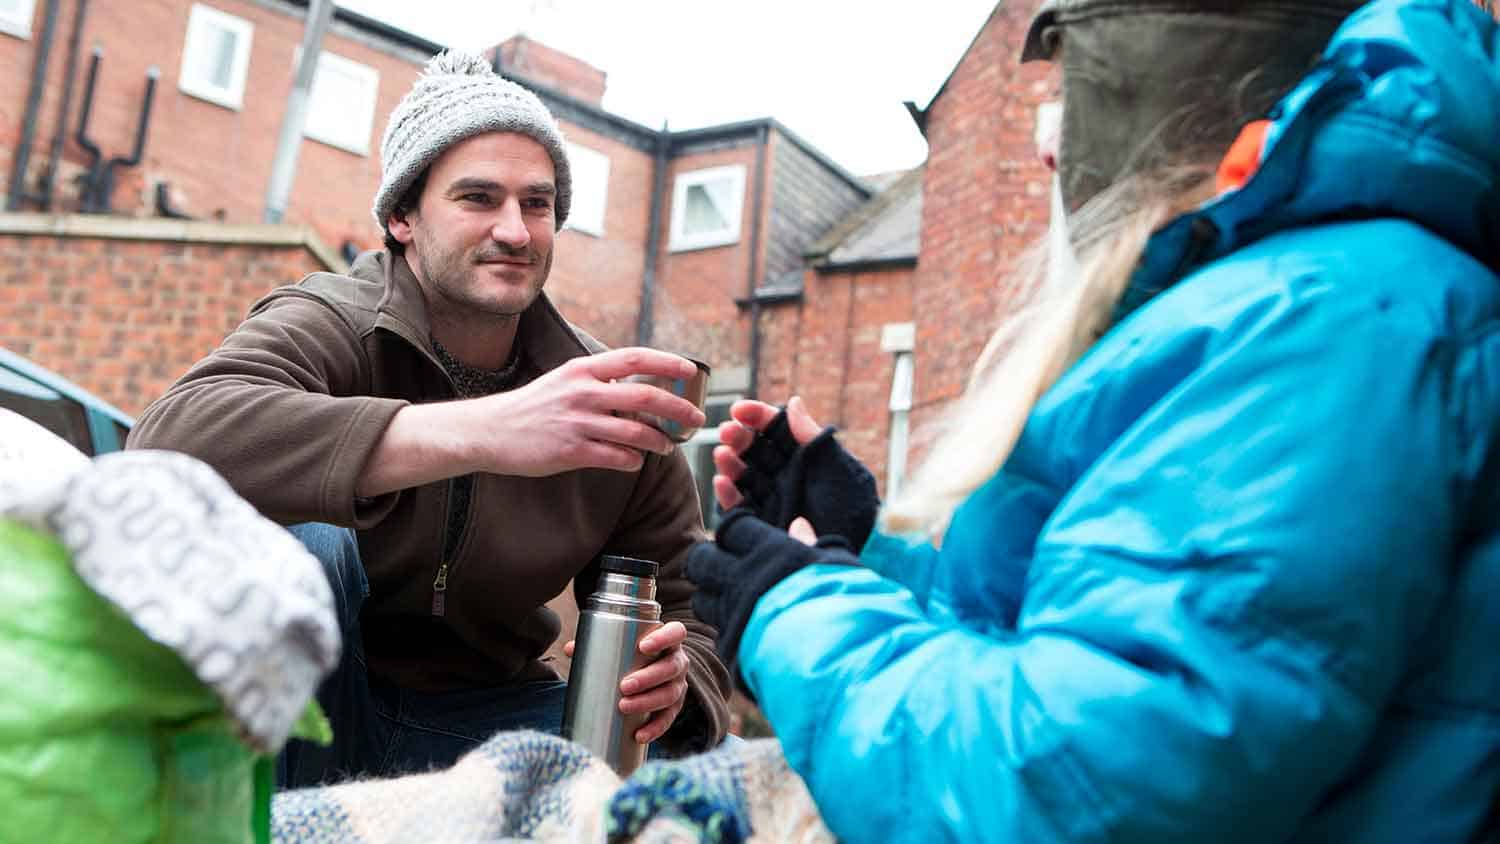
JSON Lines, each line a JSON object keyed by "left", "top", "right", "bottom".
{"left": 431, "top": 563, "right": 449, "bottom": 617}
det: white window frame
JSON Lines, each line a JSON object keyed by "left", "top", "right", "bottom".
{"left": 177, "top": 3, "right": 254, "bottom": 110}
{"left": 302, "top": 50, "right": 380, "bottom": 156}
{"left": 0, "top": 0, "right": 37, "bottom": 40}
{"left": 563, "top": 141, "right": 610, "bottom": 237}
{"left": 668, "top": 164, "right": 747, "bottom": 252}
{"left": 881, "top": 322, "right": 915, "bottom": 499}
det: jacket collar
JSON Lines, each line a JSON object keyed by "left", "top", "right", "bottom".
{"left": 352, "top": 249, "right": 595, "bottom": 375}
{"left": 1118, "top": 0, "right": 1500, "bottom": 321}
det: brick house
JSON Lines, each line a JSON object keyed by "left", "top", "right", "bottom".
{"left": 903, "top": 1, "right": 1056, "bottom": 454}
{"left": 1, "top": 0, "right": 1057, "bottom": 514}
{"left": 0, "top": 0, "right": 873, "bottom": 506}
{"left": 748, "top": 0, "right": 1056, "bottom": 496}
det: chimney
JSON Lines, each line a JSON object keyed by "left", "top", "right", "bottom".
{"left": 491, "top": 35, "right": 607, "bottom": 105}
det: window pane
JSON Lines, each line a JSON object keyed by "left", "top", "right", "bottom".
{"left": 179, "top": 5, "right": 252, "bottom": 109}
{"left": 204, "top": 25, "right": 238, "bottom": 89}
{"left": 564, "top": 142, "right": 609, "bottom": 235}
{"left": 304, "top": 52, "right": 378, "bottom": 154}
{"left": 670, "top": 165, "right": 746, "bottom": 251}
{"left": 683, "top": 182, "right": 730, "bottom": 235}
{"left": 314, "top": 66, "right": 356, "bottom": 122}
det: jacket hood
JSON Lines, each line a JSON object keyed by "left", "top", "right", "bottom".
{"left": 1124, "top": 0, "right": 1500, "bottom": 313}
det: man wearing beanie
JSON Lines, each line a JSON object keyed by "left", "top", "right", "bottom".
{"left": 128, "top": 51, "right": 732, "bottom": 785}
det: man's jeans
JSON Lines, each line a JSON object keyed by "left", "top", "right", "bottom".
{"left": 277, "top": 523, "right": 568, "bottom": 788}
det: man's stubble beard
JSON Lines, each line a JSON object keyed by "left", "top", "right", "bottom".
{"left": 415, "top": 235, "right": 553, "bottom": 320}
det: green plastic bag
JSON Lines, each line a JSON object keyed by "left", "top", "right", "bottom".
{"left": 0, "top": 520, "right": 327, "bottom": 844}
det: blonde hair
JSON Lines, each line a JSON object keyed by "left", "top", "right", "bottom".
{"left": 881, "top": 168, "right": 1216, "bottom": 540}
{"left": 880, "top": 3, "right": 1500, "bottom": 542}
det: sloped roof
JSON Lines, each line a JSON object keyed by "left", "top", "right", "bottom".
{"left": 804, "top": 167, "right": 923, "bottom": 270}
{"left": 314, "top": 1, "right": 871, "bottom": 192}
{"left": 904, "top": 1, "right": 1006, "bottom": 134}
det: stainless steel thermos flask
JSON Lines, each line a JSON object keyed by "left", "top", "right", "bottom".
{"left": 560, "top": 554, "right": 662, "bottom": 775}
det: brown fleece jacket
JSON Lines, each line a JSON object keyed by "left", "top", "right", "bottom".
{"left": 128, "top": 250, "right": 731, "bottom": 750}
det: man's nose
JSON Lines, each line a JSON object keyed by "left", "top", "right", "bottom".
{"left": 490, "top": 200, "right": 531, "bottom": 248}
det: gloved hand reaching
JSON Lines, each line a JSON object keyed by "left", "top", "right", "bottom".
{"left": 685, "top": 508, "right": 860, "bottom": 694}
{"left": 713, "top": 397, "right": 880, "bottom": 550}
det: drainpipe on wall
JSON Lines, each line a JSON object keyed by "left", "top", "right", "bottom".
{"left": 39, "top": 0, "right": 89, "bottom": 210}
{"left": 73, "top": 48, "right": 160, "bottom": 214}
{"left": 744, "top": 123, "right": 770, "bottom": 399}
{"left": 635, "top": 122, "right": 671, "bottom": 346}
{"left": 5, "top": 0, "right": 62, "bottom": 210}
{"left": 263, "top": 0, "right": 335, "bottom": 224}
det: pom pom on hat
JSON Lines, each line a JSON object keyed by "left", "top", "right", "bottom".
{"left": 422, "top": 49, "right": 496, "bottom": 77}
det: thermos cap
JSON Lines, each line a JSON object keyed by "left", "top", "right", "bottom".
{"left": 599, "top": 554, "right": 658, "bottom": 579}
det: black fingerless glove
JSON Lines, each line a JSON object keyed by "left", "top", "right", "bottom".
{"left": 685, "top": 508, "right": 860, "bottom": 696}
{"left": 734, "top": 409, "right": 880, "bottom": 550}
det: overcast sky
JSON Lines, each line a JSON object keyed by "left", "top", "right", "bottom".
{"left": 336, "top": 0, "right": 1002, "bottom": 178}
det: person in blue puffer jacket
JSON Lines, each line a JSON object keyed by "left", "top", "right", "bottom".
{"left": 685, "top": 0, "right": 1500, "bottom": 840}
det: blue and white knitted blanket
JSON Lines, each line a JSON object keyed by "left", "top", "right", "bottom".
{"left": 272, "top": 730, "right": 832, "bottom": 843}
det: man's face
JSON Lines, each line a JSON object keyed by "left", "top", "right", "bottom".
{"left": 388, "top": 132, "right": 557, "bottom": 318}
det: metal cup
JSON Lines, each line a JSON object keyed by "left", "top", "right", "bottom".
{"left": 625, "top": 356, "right": 710, "bottom": 443}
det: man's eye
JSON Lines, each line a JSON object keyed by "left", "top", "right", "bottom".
{"left": 461, "top": 193, "right": 493, "bottom": 204}
{"left": 524, "top": 198, "right": 553, "bottom": 211}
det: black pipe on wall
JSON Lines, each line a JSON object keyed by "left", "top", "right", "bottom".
{"left": 93, "top": 66, "right": 159, "bottom": 210}
{"left": 745, "top": 124, "right": 771, "bottom": 399}
{"left": 635, "top": 123, "right": 671, "bottom": 347}
{"left": 5, "top": 0, "right": 63, "bottom": 210}
{"left": 39, "top": 0, "right": 89, "bottom": 210}
{"left": 74, "top": 47, "right": 159, "bottom": 214}
{"left": 73, "top": 45, "right": 104, "bottom": 195}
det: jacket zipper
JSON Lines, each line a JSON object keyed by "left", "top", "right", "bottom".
{"left": 432, "top": 475, "right": 464, "bottom": 616}
{"left": 421, "top": 334, "right": 463, "bottom": 618}
{"left": 431, "top": 560, "right": 450, "bottom": 616}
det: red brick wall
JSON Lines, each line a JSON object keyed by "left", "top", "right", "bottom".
{"left": 496, "top": 36, "right": 606, "bottom": 106}
{"left": 755, "top": 263, "right": 916, "bottom": 493}
{"left": 4, "top": 0, "right": 1062, "bottom": 496}
{"left": 911, "top": 2, "right": 1054, "bottom": 443}
{"left": 0, "top": 0, "right": 425, "bottom": 252}
{"left": 544, "top": 123, "right": 653, "bottom": 348}
{"left": 0, "top": 4, "right": 37, "bottom": 196}
{"left": 0, "top": 1, "right": 694, "bottom": 354}
{"left": 0, "top": 3, "right": 638, "bottom": 260}
{"left": 0, "top": 231, "right": 325, "bottom": 415}
{"left": 648, "top": 142, "right": 761, "bottom": 375}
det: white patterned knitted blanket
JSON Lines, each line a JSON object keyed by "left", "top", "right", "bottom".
{"left": 271, "top": 730, "right": 833, "bottom": 843}
{"left": 0, "top": 408, "right": 340, "bottom": 753}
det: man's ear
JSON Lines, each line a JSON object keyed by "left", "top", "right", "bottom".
{"left": 387, "top": 207, "right": 416, "bottom": 245}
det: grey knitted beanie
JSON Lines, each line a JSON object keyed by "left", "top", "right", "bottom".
{"left": 372, "top": 50, "right": 571, "bottom": 233}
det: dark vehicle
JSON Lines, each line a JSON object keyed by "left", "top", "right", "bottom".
{"left": 0, "top": 347, "right": 132, "bottom": 455}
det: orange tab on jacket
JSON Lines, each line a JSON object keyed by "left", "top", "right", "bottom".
{"left": 1216, "top": 119, "right": 1272, "bottom": 194}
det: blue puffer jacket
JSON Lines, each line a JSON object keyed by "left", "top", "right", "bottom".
{"left": 740, "top": 1, "right": 1500, "bottom": 841}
